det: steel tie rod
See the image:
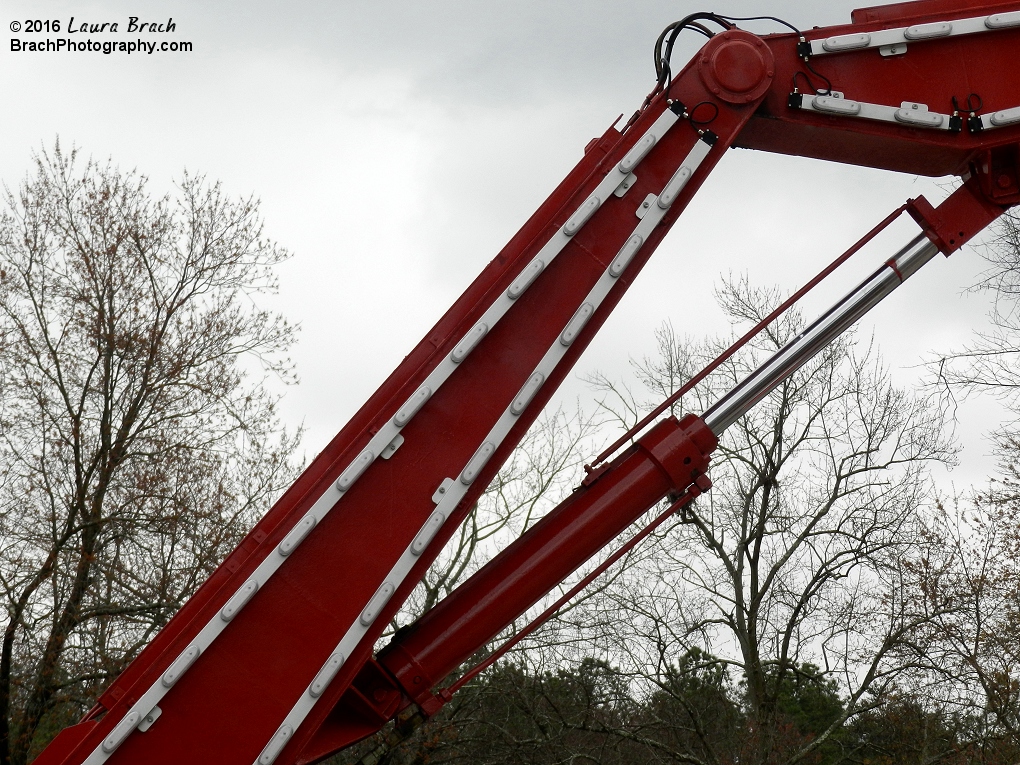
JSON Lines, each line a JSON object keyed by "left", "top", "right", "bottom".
{"left": 703, "top": 232, "right": 939, "bottom": 435}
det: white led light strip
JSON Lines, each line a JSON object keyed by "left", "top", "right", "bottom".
{"left": 81, "top": 108, "right": 686, "bottom": 765}
{"left": 978, "top": 105, "right": 1020, "bottom": 131}
{"left": 254, "top": 135, "right": 715, "bottom": 765}
{"left": 796, "top": 93, "right": 954, "bottom": 131}
{"left": 808, "top": 11, "right": 1020, "bottom": 56}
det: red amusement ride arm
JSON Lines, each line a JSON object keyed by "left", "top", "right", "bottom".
{"left": 35, "top": 2, "right": 1020, "bottom": 764}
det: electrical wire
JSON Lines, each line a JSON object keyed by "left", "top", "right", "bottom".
{"left": 715, "top": 13, "right": 802, "bottom": 36}
{"left": 802, "top": 57, "right": 833, "bottom": 95}
{"left": 793, "top": 65, "right": 832, "bottom": 96}
{"left": 715, "top": 14, "right": 835, "bottom": 96}
{"left": 654, "top": 12, "right": 831, "bottom": 102}
{"left": 688, "top": 101, "right": 719, "bottom": 126}
{"left": 653, "top": 13, "right": 734, "bottom": 98}
{"left": 952, "top": 93, "right": 983, "bottom": 114}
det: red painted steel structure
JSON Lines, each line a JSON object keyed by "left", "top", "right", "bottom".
{"left": 33, "top": 1, "right": 1020, "bottom": 764}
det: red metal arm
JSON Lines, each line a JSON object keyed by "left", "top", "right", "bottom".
{"left": 35, "top": 2, "right": 1020, "bottom": 764}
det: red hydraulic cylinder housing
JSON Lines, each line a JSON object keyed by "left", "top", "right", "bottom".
{"left": 378, "top": 413, "right": 717, "bottom": 705}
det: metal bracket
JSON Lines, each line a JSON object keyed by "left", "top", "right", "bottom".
{"left": 138, "top": 705, "right": 162, "bottom": 733}
{"left": 432, "top": 477, "right": 455, "bottom": 505}
{"left": 879, "top": 42, "right": 907, "bottom": 56}
{"left": 381, "top": 433, "right": 405, "bottom": 460}
{"left": 614, "top": 172, "right": 637, "bottom": 198}
{"left": 635, "top": 193, "right": 657, "bottom": 220}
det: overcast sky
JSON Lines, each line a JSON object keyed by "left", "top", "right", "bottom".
{"left": 2, "top": 0, "right": 1007, "bottom": 491}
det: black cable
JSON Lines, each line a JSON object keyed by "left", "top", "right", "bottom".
{"left": 653, "top": 12, "right": 833, "bottom": 116}
{"left": 792, "top": 71, "right": 813, "bottom": 94}
{"left": 715, "top": 14, "right": 802, "bottom": 36}
{"left": 655, "top": 12, "right": 809, "bottom": 101}
{"left": 689, "top": 101, "right": 719, "bottom": 126}
{"left": 802, "top": 58, "right": 832, "bottom": 96}
{"left": 793, "top": 69, "right": 831, "bottom": 96}
{"left": 653, "top": 22, "right": 681, "bottom": 82}
{"left": 952, "top": 93, "right": 983, "bottom": 113}
{"left": 686, "top": 21, "right": 716, "bottom": 38}
{"left": 716, "top": 13, "right": 839, "bottom": 97}
{"left": 654, "top": 13, "right": 734, "bottom": 97}
{"left": 661, "top": 14, "right": 732, "bottom": 68}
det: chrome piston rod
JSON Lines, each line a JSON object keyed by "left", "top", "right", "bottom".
{"left": 703, "top": 232, "right": 939, "bottom": 436}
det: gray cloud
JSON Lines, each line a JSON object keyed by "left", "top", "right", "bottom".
{"left": 1, "top": 0, "right": 1001, "bottom": 486}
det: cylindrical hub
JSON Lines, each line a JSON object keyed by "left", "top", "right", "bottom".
{"left": 697, "top": 30, "right": 775, "bottom": 104}
{"left": 379, "top": 414, "right": 716, "bottom": 701}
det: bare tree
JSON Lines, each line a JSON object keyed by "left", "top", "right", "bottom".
{"left": 933, "top": 210, "right": 1020, "bottom": 406}
{"left": 345, "top": 278, "right": 956, "bottom": 765}
{"left": 916, "top": 209, "right": 1020, "bottom": 754}
{"left": 391, "top": 406, "right": 599, "bottom": 631}
{"left": 907, "top": 492, "right": 1020, "bottom": 757}
{"left": 0, "top": 143, "right": 300, "bottom": 765}
{"left": 567, "top": 277, "right": 955, "bottom": 765}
